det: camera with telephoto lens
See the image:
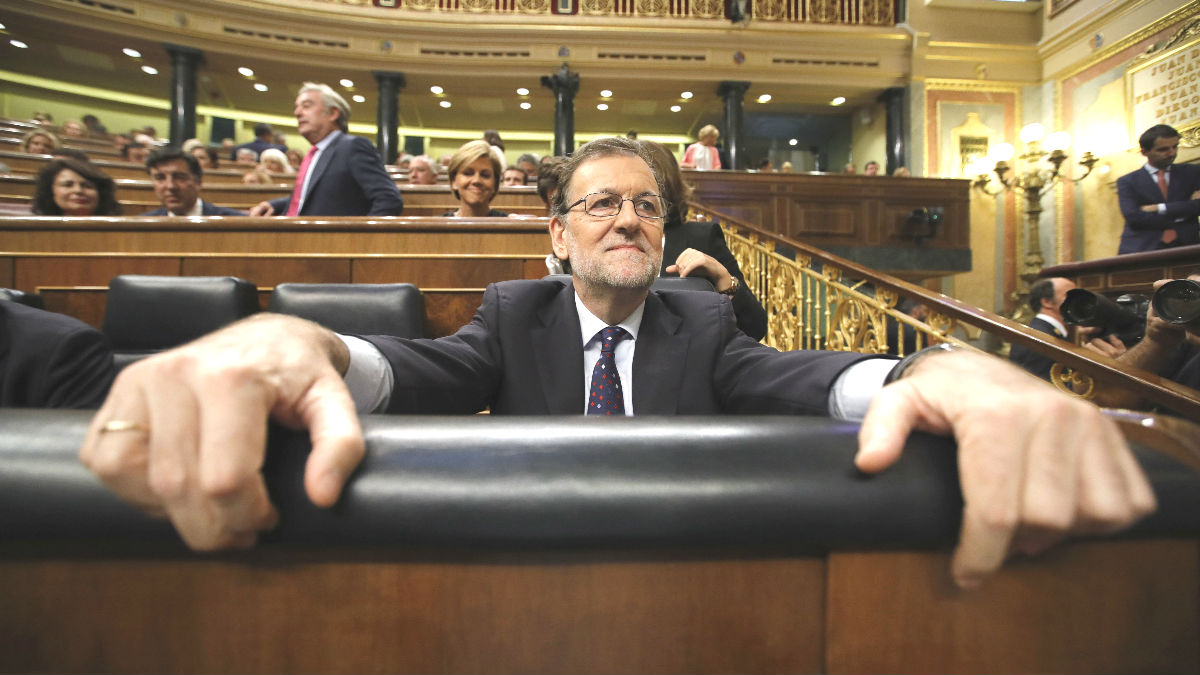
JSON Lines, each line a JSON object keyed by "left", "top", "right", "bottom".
{"left": 1152, "top": 279, "right": 1200, "bottom": 328}
{"left": 1060, "top": 289, "right": 1149, "bottom": 346}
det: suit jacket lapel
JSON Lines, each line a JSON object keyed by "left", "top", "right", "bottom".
{"left": 631, "top": 292, "right": 689, "bottom": 414}
{"left": 305, "top": 135, "right": 340, "bottom": 198}
{"left": 530, "top": 282, "right": 585, "bottom": 414}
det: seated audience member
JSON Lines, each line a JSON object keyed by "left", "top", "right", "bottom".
{"left": 1116, "top": 124, "right": 1200, "bottom": 254}
{"left": 181, "top": 139, "right": 218, "bottom": 170}
{"left": 407, "top": 155, "right": 438, "bottom": 185}
{"left": 21, "top": 129, "right": 60, "bottom": 156}
{"left": 443, "top": 140, "right": 507, "bottom": 217}
{"left": 249, "top": 82, "right": 403, "bottom": 217}
{"left": 81, "top": 114, "right": 107, "bottom": 136}
{"left": 242, "top": 168, "right": 273, "bottom": 185}
{"left": 235, "top": 148, "right": 259, "bottom": 165}
{"left": 1009, "top": 277, "right": 1074, "bottom": 380}
{"left": 32, "top": 158, "right": 121, "bottom": 216}
{"left": 286, "top": 148, "right": 305, "bottom": 170}
{"left": 32, "top": 112, "right": 53, "bottom": 124}
{"left": 50, "top": 148, "right": 90, "bottom": 162}
{"left": 259, "top": 148, "right": 294, "bottom": 175}
{"left": 221, "top": 138, "right": 236, "bottom": 152}
{"left": 517, "top": 153, "right": 539, "bottom": 179}
{"left": 136, "top": 127, "right": 159, "bottom": 144}
{"left": 502, "top": 166, "right": 528, "bottom": 187}
{"left": 79, "top": 137, "right": 1155, "bottom": 594}
{"left": 396, "top": 153, "right": 413, "bottom": 170}
{"left": 780, "top": 161, "right": 794, "bottom": 174}
{"left": 1085, "top": 273, "right": 1200, "bottom": 406}
{"left": 843, "top": 163, "right": 857, "bottom": 174}
{"left": 681, "top": 124, "right": 722, "bottom": 170}
{"left": 61, "top": 120, "right": 86, "bottom": 138}
{"left": 233, "top": 123, "right": 285, "bottom": 162}
{"left": 273, "top": 133, "right": 289, "bottom": 150}
{"left": 642, "top": 139, "right": 768, "bottom": 341}
{"left": 893, "top": 166, "right": 912, "bottom": 177}
{"left": 111, "top": 134, "right": 130, "bottom": 151}
{"left": 757, "top": 159, "right": 774, "bottom": 172}
{"left": 864, "top": 161, "right": 880, "bottom": 176}
{"left": 143, "top": 146, "right": 247, "bottom": 217}
{"left": 0, "top": 300, "right": 115, "bottom": 409}
{"left": 122, "top": 141, "right": 150, "bottom": 165}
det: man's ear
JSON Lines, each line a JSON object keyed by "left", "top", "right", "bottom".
{"left": 549, "top": 215, "right": 569, "bottom": 261}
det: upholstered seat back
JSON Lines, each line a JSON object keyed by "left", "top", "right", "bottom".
{"left": 267, "top": 283, "right": 426, "bottom": 338}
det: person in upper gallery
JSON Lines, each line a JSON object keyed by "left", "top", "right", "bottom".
{"left": 234, "top": 148, "right": 259, "bottom": 165}
{"left": 641, "top": 139, "right": 768, "bottom": 341}
{"left": 21, "top": 129, "right": 60, "bottom": 156}
{"left": 60, "top": 120, "right": 86, "bottom": 138}
{"left": 843, "top": 163, "right": 857, "bottom": 174}
{"left": 442, "top": 140, "right": 507, "bottom": 218}
{"left": 258, "top": 148, "right": 294, "bottom": 175}
{"left": 680, "top": 124, "right": 722, "bottom": 170}
{"left": 756, "top": 159, "right": 774, "bottom": 172}
{"left": 864, "top": 160, "right": 880, "bottom": 176}
{"left": 81, "top": 114, "right": 107, "bottom": 137}
{"left": 1008, "top": 277, "right": 1075, "bottom": 381}
{"left": 482, "top": 129, "right": 506, "bottom": 164}
{"left": 780, "top": 161, "right": 794, "bottom": 174}
{"left": 142, "top": 147, "right": 247, "bottom": 217}
{"left": 122, "top": 141, "right": 150, "bottom": 165}
{"left": 31, "top": 157, "right": 121, "bottom": 216}
{"left": 50, "top": 148, "right": 90, "bottom": 162}
{"left": 502, "top": 166, "right": 528, "bottom": 187}
{"left": 249, "top": 83, "right": 403, "bottom": 217}
{"left": 79, "top": 136, "right": 1155, "bottom": 592}
{"left": 241, "top": 168, "right": 273, "bottom": 185}
{"left": 1116, "top": 124, "right": 1200, "bottom": 254}
{"left": 407, "top": 155, "right": 438, "bottom": 185}
{"left": 517, "top": 153, "right": 540, "bottom": 180}
{"left": 232, "top": 123, "right": 285, "bottom": 162}
{"left": 0, "top": 299, "right": 115, "bottom": 409}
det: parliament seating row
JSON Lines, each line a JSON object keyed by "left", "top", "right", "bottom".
{"left": 1, "top": 410, "right": 1198, "bottom": 673}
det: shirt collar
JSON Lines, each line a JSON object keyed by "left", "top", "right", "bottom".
{"left": 165, "top": 199, "right": 204, "bottom": 217}
{"left": 1143, "top": 163, "right": 1169, "bottom": 176}
{"left": 1035, "top": 312, "right": 1067, "bottom": 338}
{"left": 574, "top": 289, "right": 646, "bottom": 347}
{"left": 314, "top": 129, "right": 341, "bottom": 153}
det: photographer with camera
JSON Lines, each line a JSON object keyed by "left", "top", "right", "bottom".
{"left": 1083, "top": 273, "right": 1200, "bottom": 409}
{"left": 1009, "top": 277, "right": 1076, "bottom": 380}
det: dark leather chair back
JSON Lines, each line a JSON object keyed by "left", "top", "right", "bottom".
{"left": 0, "top": 288, "right": 45, "bottom": 309}
{"left": 267, "top": 283, "right": 425, "bottom": 338}
{"left": 542, "top": 274, "right": 715, "bottom": 293}
{"left": 102, "top": 275, "right": 259, "bottom": 369}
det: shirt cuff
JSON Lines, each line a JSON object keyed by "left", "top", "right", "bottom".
{"left": 1158, "top": 203, "right": 1167, "bottom": 214}
{"left": 828, "top": 358, "right": 897, "bottom": 421}
{"left": 336, "top": 334, "right": 393, "bottom": 413}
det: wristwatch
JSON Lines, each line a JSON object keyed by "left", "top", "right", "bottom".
{"left": 883, "top": 342, "right": 959, "bottom": 385}
{"left": 718, "top": 275, "right": 739, "bottom": 297}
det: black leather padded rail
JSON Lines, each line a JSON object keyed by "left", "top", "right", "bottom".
{"left": 268, "top": 283, "right": 426, "bottom": 338}
{"left": 0, "top": 288, "right": 45, "bottom": 309}
{"left": 1, "top": 410, "right": 1198, "bottom": 548}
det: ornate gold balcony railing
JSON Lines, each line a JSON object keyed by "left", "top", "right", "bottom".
{"left": 687, "top": 200, "right": 1200, "bottom": 421}
{"left": 365, "top": 0, "right": 894, "bottom": 25}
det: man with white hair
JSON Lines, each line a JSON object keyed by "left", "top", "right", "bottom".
{"left": 407, "top": 155, "right": 438, "bottom": 185}
{"left": 249, "top": 82, "right": 403, "bottom": 217}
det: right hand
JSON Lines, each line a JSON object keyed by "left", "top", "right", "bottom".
{"left": 79, "top": 314, "right": 364, "bottom": 551}
{"left": 248, "top": 201, "right": 276, "bottom": 217}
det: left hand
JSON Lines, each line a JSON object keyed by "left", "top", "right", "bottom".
{"left": 665, "top": 248, "right": 734, "bottom": 293}
{"left": 855, "top": 349, "right": 1156, "bottom": 589}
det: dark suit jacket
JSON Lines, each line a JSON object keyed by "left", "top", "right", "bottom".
{"left": 661, "top": 220, "right": 768, "bottom": 340}
{"left": 1008, "top": 316, "right": 1062, "bottom": 381}
{"left": 362, "top": 278, "right": 880, "bottom": 416}
{"left": 143, "top": 200, "right": 247, "bottom": 217}
{"left": 269, "top": 133, "right": 403, "bottom": 217}
{"left": 1116, "top": 163, "right": 1200, "bottom": 254}
{"left": 0, "top": 301, "right": 115, "bottom": 408}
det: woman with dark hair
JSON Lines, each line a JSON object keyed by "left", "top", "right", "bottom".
{"left": 443, "top": 140, "right": 508, "bottom": 218}
{"left": 640, "top": 140, "right": 767, "bottom": 340}
{"left": 32, "top": 158, "right": 122, "bottom": 216}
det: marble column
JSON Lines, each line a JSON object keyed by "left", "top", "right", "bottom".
{"left": 541, "top": 63, "right": 579, "bottom": 156}
{"left": 373, "top": 71, "right": 406, "bottom": 164}
{"left": 717, "top": 81, "right": 750, "bottom": 170}
{"left": 165, "top": 44, "right": 204, "bottom": 146}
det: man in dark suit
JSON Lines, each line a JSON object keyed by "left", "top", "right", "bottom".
{"left": 143, "top": 147, "right": 246, "bottom": 217}
{"left": 80, "top": 137, "right": 1154, "bottom": 590}
{"left": 1, "top": 300, "right": 115, "bottom": 408}
{"left": 1116, "top": 124, "right": 1200, "bottom": 254}
{"left": 1009, "top": 277, "right": 1074, "bottom": 380}
{"left": 231, "top": 123, "right": 285, "bottom": 162}
{"left": 248, "top": 83, "right": 403, "bottom": 217}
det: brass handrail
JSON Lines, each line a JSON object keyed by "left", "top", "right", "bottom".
{"left": 687, "top": 199, "right": 1200, "bottom": 421}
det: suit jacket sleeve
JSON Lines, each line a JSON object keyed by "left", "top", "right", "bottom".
{"left": 701, "top": 221, "right": 768, "bottom": 340}
{"left": 348, "top": 136, "right": 404, "bottom": 216}
{"left": 268, "top": 196, "right": 291, "bottom": 215}
{"left": 1117, "top": 170, "right": 1200, "bottom": 231}
{"left": 1, "top": 305, "right": 115, "bottom": 409}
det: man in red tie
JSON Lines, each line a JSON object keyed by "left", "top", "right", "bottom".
{"left": 1116, "top": 124, "right": 1200, "bottom": 254}
{"left": 248, "top": 83, "right": 403, "bottom": 217}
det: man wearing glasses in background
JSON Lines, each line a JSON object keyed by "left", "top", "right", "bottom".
{"left": 82, "top": 137, "right": 1154, "bottom": 590}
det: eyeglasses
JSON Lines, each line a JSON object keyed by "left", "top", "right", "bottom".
{"left": 565, "top": 191, "right": 667, "bottom": 221}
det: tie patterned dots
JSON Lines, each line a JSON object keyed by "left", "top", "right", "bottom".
{"left": 588, "top": 326, "right": 628, "bottom": 416}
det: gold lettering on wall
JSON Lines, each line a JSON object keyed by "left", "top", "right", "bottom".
{"left": 1128, "top": 38, "right": 1200, "bottom": 135}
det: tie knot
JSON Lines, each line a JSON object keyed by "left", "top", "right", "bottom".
{"left": 597, "top": 326, "right": 628, "bottom": 354}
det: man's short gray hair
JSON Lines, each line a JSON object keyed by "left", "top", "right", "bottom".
{"left": 299, "top": 82, "right": 351, "bottom": 133}
{"left": 550, "top": 137, "right": 662, "bottom": 219}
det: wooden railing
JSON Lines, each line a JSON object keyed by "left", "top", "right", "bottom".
{"left": 1042, "top": 245, "right": 1200, "bottom": 297}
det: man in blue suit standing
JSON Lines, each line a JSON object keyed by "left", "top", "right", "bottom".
{"left": 249, "top": 83, "right": 403, "bottom": 217}
{"left": 1116, "top": 124, "right": 1200, "bottom": 254}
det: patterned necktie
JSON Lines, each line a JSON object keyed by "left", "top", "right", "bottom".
{"left": 587, "top": 326, "right": 629, "bottom": 416}
{"left": 286, "top": 146, "right": 318, "bottom": 216}
{"left": 1157, "top": 168, "right": 1169, "bottom": 200}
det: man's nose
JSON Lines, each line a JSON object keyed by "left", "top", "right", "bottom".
{"left": 611, "top": 200, "right": 643, "bottom": 233}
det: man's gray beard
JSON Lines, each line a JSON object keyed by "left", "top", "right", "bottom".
{"left": 567, "top": 233, "right": 660, "bottom": 292}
